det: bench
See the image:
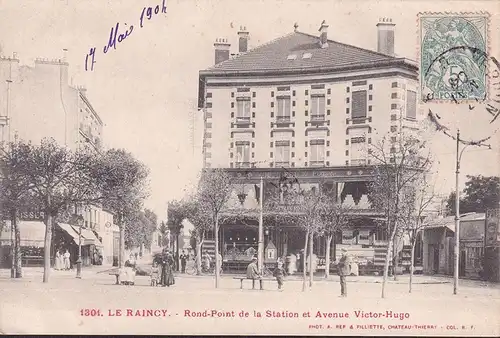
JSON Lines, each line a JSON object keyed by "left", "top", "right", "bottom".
{"left": 233, "top": 276, "right": 274, "bottom": 290}
{"left": 109, "top": 270, "right": 121, "bottom": 285}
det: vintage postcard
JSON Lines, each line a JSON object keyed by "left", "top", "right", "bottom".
{"left": 0, "top": 0, "right": 499, "bottom": 336}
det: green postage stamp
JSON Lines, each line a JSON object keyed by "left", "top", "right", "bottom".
{"left": 419, "top": 13, "right": 489, "bottom": 102}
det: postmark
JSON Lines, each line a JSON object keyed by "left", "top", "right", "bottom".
{"left": 419, "top": 13, "right": 489, "bottom": 102}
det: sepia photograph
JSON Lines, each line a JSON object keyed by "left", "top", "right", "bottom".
{"left": 0, "top": 0, "right": 499, "bottom": 335}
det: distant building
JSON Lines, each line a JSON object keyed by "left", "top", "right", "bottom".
{"left": 0, "top": 53, "right": 117, "bottom": 268}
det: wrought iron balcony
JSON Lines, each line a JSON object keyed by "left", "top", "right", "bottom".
{"left": 310, "top": 114, "right": 325, "bottom": 122}
{"left": 235, "top": 161, "right": 252, "bottom": 168}
{"left": 309, "top": 160, "right": 325, "bottom": 167}
{"left": 351, "top": 117, "right": 369, "bottom": 125}
{"left": 350, "top": 159, "right": 367, "bottom": 166}
{"left": 235, "top": 116, "right": 251, "bottom": 124}
{"left": 274, "top": 161, "right": 290, "bottom": 168}
{"left": 276, "top": 116, "right": 291, "bottom": 123}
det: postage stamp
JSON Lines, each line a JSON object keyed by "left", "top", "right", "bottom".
{"left": 419, "top": 13, "right": 490, "bottom": 102}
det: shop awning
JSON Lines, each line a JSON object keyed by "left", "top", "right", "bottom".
{"left": 69, "top": 225, "right": 103, "bottom": 247}
{"left": 0, "top": 221, "right": 46, "bottom": 248}
{"left": 57, "top": 223, "right": 80, "bottom": 245}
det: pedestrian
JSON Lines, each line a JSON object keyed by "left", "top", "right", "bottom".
{"left": 180, "top": 250, "right": 187, "bottom": 273}
{"left": 150, "top": 261, "right": 160, "bottom": 287}
{"left": 63, "top": 249, "right": 71, "bottom": 270}
{"left": 55, "top": 250, "right": 62, "bottom": 270}
{"left": 202, "top": 250, "right": 211, "bottom": 272}
{"left": 337, "top": 248, "right": 352, "bottom": 297}
{"left": 217, "top": 252, "right": 223, "bottom": 274}
{"left": 246, "top": 257, "right": 262, "bottom": 290}
{"left": 160, "top": 249, "right": 175, "bottom": 287}
{"left": 273, "top": 261, "right": 286, "bottom": 291}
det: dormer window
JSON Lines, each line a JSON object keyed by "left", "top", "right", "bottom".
{"left": 287, "top": 54, "right": 297, "bottom": 60}
{"left": 302, "top": 53, "right": 312, "bottom": 59}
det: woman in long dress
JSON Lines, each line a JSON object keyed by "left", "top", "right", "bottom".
{"left": 160, "top": 250, "right": 175, "bottom": 287}
{"left": 55, "top": 250, "right": 62, "bottom": 270}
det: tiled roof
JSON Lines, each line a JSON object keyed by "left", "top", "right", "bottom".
{"left": 202, "top": 32, "right": 406, "bottom": 74}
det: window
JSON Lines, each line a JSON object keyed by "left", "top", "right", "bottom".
{"left": 206, "top": 92, "right": 212, "bottom": 98}
{"left": 390, "top": 147, "right": 396, "bottom": 153}
{"left": 310, "top": 139, "right": 325, "bottom": 164}
{"left": 311, "top": 84, "right": 325, "bottom": 89}
{"left": 346, "top": 87, "right": 350, "bottom": 93}
{"left": 311, "top": 96, "right": 325, "bottom": 119}
{"left": 305, "top": 89, "right": 309, "bottom": 95}
{"left": 235, "top": 141, "right": 250, "bottom": 164}
{"left": 276, "top": 97, "right": 291, "bottom": 121}
{"left": 369, "top": 84, "right": 373, "bottom": 90}
{"left": 391, "top": 82, "right": 398, "bottom": 88}
{"left": 391, "top": 92, "right": 398, "bottom": 99}
{"left": 327, "top": 88, "right": 331, "bottom": 94}
{"left": 406, "top": 90, "right": 417, "bottom": 119}
{"left": 252, "top": 92, "right": 256, "bottom": 98}
{"left": 391, "top": 136, "right": 397, "bottom": 143}
{"left": 391, "top": 114, "right": 397, "bottom": 121}
{"left": 390, "top": 125, "right": 397, "bottom": 132}
{"left": 352, "top": 90, "right": 367, "bottom": 118}
{"left": 369, "top": 94, "right": 372, "bottom": 101}
{"left": 236, "top": 99, "right": 251, "bottom": 121}
{"left": 391, "top": 103, "right": 399, "bottom": 109}
{"left": 275, "top": 140, "right": 290, "bottom": 165}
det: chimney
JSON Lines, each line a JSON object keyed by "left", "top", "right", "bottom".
{"left": 318, "top": 20, "right": 329, "bottom": 48}
{"left": 214, "top": 38, "right": 231, "bottom": 65}
{"left": 237, "top": 26, "right": 249, "bottom": 53}
{"left": 376, "top": 17, "right": 395, "bottom": 56}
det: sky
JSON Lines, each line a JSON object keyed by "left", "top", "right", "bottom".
{"left": 0, "top": 0, "right": 499, "bottom": 218}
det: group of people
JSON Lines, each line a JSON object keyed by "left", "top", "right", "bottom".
{"left": 245, "top": 248, "right": 352, "bottom": 296}
{"left": 151, "top": 248, "right": 175, "bottom": 287}
{"left": 54, "top": 249, "right": 71, "bottom": 270}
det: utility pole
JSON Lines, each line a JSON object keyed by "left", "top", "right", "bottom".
{"left": 258, "top": 177, "right": 264, "bottom": 273}
{"left": 453, "top": 130, "right": 461, "bottom": 295}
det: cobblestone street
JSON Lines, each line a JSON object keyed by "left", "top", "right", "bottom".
{"left": 1, "top": 268, "right": 498, "bottom": 335}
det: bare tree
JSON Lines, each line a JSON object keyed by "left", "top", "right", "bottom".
{"left": 268, "top": 185, "right": 323, "bottom": 291}
{"left": 197, "top": 168, "right": 234, "bottom": 288}
{"left": 368, "top": 131, "right": 432, "bottom": 298}
{"left": 399, "top": 173, "right": 438, "bottom": 293}
{"left": 319, "top": 194, "right": 352, "bottom": 279}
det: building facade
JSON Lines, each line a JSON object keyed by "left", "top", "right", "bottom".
{"left": 198, "top": 20, "right": 423, "bottom": 272}
{"left": 0, "top": 52, "right": 118, "bottom": 267}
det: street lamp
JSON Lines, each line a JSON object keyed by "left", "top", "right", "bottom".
{"left": 74, "top": 215, "right": 84, "bottom": 279}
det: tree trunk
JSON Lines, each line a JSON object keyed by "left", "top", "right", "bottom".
{"left": 12, "top": 209, "right": 22, "bottom": 278}
{"left": 196, "top": 235, "right": 204, "bottom": 275}
{"left": 302, "top": 229, "right": 309, "bottom": 292}
{"left": 308, "top": 231, "right": 314, "bottom": 288}
{"left": 43, "top": 213, "right": 53, "bottom": 283}
{"left": 409, "top": 237, "right": 417, "bottom": 293}
{"left": 214, "top": 214, "right": 220, "bottom": 288}
{"left": 119, "top": 214, "right": 125, "bottom": 268}
{"left": 393, "top": 237, "right": 398, "bottom": 281}
{"left": 381, "top": 228, "right": 397, "bottom": 298}
{"left": 325, "top": 235, "right": 333, "bottom": 279}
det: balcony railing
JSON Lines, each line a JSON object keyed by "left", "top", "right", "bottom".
{"left": 276, "top": 116, "right": 291, "bottom": 123}
{"left": 309, "top": 160, "right": 325, "bottom": 167}
{"left": 351, "top": 117, "right": 369, "bottom": 125}
{"left": 310, "top": 114, "right": 325, "bottom": 122}
{"left": 235, "top": 116, "right": 251, "bottom": 124}
{"left": 350, "top": 159, "right": 367, "bottom": 166}
{"left": 235, "top": 162, "right": 252, "bottom": 168}
{"left": 274, "top": 161, "right": 290, "bottom": 167}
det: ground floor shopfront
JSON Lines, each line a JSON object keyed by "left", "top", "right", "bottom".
{"left": 0, "top": 220, "right": 109, "bottom": 269}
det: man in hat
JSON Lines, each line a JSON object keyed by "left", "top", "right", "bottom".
{"left": 246, "top": 256, "right": 262, "bottom": 290}
{"left": 337, "top": 248, "right": 352, "bottom": 297}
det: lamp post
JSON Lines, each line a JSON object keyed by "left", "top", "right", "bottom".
{"left": 75, "top": 215, "right": 84, "bottom": 279}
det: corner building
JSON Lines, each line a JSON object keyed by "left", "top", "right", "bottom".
{"left": 198, "top": 20, "right": 423, "bottom": 273}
